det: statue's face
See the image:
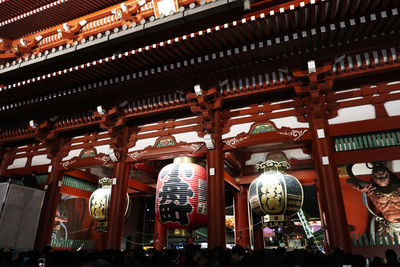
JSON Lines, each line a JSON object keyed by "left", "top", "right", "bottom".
{"left": 372, "top": 167, "right": 390, "bottom": 187}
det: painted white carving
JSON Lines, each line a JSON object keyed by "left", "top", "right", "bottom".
{"left": 182, "top": 143, "right": 204, "bottom": 153}
{"left": 94, "top": 155, "right": 111, "bottom": 165}
{"left": 277, "top": 129, "right": 308, "bottom": 141}
{"left": 61, "top": 159, "right": 77, "bottom": 169}
{"left": 128, "top": 151, "right": 147, "bottom": 161}
{"left": 224, "top": 136, "right": 249, "bottom": 148}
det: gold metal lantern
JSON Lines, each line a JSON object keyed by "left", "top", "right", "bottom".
{"left": 89, "top": 177, "right": 130, "bottom": 232}
{"left": 248, "top": 155, "right": 303, "bottom": 228}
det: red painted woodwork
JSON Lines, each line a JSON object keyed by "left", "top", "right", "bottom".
{"left": 234, "top": 186, "right": 250, "bottom": 248}
{"left": 153, "top": 216, "right": 167, "bottom": 250}
{"left": 335, "top": 146, "right": 400, "bottom": 165}
{"left": 60, "top": 185, "right": 92, "bottom": 199}
{"left": 104, "top": 127, "right": 130, "bottom": 250}
{"left": 224, "top": 172, "right": 240, "bottom": 191}
{"left": 310, "top": 116, "right": 351, "bottom": 253}
{"left": 155, "top": 160, "right": 207, "bottom": 229}
{"left": 207, "top": 110, "right": 226, "bottom": 249}
{"left": 128, "top": 179, "right": 155, "bottom": 194}
{"left": 64, "top": 169, "right": 98, "bottom": 184}
{"left": 104, "top": 161, "right": 129, "bottom": 250}
{"left": 34, "top": 162, "right": 63, "bottom": 250}
{"left": 95, "top": 232, "right": 105, "bottom": 251}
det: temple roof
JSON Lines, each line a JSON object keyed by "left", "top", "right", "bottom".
{"left": 0, "top": 0, "right": 126, "bottom": 39}
{"left": 0, "top": 0, "right": 400, "bottom": 135}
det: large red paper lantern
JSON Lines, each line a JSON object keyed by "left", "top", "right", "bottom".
{"left": 156, "top": 157, "right": 207, "bottom": 229}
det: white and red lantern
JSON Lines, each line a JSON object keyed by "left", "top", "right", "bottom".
{"left": 156, "top": 157, "right": 207, "bottom": 229}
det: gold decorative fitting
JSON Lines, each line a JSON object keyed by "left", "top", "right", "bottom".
{"left": 256, "top": 160, "right": 291, "bottom": 173}
{"left": 99, "top": 177, "right": 112, "bottom": 187}
{"left": 173, "top": 156, "right": 195, "bottom": 163}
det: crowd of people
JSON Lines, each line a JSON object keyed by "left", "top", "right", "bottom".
{"left": 1, "top": 245, "right": 400, "bottom": 267}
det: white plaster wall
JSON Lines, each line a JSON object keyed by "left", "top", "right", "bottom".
{"left": 245, "top": 152, "right": 268, "bottom": 165}
{"left": 384, "top": 100, "right": 400, "bottom": 116}
{"left": 349, "top": 163, "right": 372, "bottom": 176}
{"left": 390, "top": 160, "right": 400, "bottom": 173}
{"left": 62, "top": 149, "right": 82, "bottom": 161}
{"left": 270, "top": 116, "right": 309, "bottom": 129}
{"left": 328, "top": 105, "right": 376, "bottom": 125}
{"left": 7, "top": 158, "right": 27, "bottom": 169}
{"left": 282, "top": 148, "right": 311, "bottom": 160}
{"left": 222, "top": 122, "right": 253, "bottom": 139}
{"left": 173, "top": 131, "right": 204, "bottom": 143}
{"left": 31, "top": 155, "right": 51, "bottom": 166}
{"left": 128, "top": 137, "right": 158, "bottom": 152}
{"left": 349, "top": 160, "right": 400, "bottom": 176}
{"left": 94, "top": 145, "right": 111, "bottom": 155}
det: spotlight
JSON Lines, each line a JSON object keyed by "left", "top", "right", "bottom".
{"left": 63, "top": 23, "right": 70, "bottom": 32}
{"left": 307, "top": 60, "right": 316, "bottom": 74}
{"left": 35, "top": 35, "right": 43, "bottom": 42}
{"left": 120, "top": 3, "right": 128, "bottom": 12}
{"left": 97, "top": 105, "right": 105, "bottom": 116}
{"left": 29, "top": 120, "right": 38, "bottom": 129}
{"left": 79, "top": 20, "right": 87, "bottom": 27}
{"left": 194, "top": 84, "right": 202, "bottom": 96}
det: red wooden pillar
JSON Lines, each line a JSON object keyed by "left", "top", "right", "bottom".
{"left": 104, "top": 127, "right": 130, "bottom": 250}
{"left": 233, "top": 186, "right": 250, "bottom": 248}
{"left": 252, "top": 212, "right": 264, "bottom": 250}
{"left": 153, "top": 216, "right": 167, "bottom": 250}
{"left": 207, "top": 110, "right": 226, "bottom": 249}
{"left": 310, "top": 116, "right": 351, "bottom": 252}
{"left": 95, "top": 232, "right": 105, "bottom": 251}
{"left": 0, "top": 150, "right": 12, "bottom": 176}
{"left": 104, "top": 160, "right": 129, "bottom": 249}
{"left": 34, "top": 160, "right": 64, "bottom": 250}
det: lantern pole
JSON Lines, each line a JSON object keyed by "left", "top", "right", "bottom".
{"left": 206, "top": 109, "right": 227, "bottom": 249}
{"left": 293, "top": 61, "right": 351, "bottom": 253}
{"left": 104, "top": 126, "right": 130, "bottom": 250}
{"left": 233, "top": 185, "right": 250, "bottom": 248}
{"left": 153, "top": 216, "right": 167, "bottom": 250}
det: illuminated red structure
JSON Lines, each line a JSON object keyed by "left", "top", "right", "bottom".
{"left": 0, "top": 0, "right": 399, "bottom": 258}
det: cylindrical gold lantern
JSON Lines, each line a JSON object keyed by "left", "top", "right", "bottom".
{"left": 248, "top": 158, "right": 303, "bottom": 228}
{"left": 89, "top": 177, "right": 130, "bottom": 232}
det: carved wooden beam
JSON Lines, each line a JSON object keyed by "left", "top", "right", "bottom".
{"left": 64, "top": 169, "right": 99, "bottom": 184}
{"left": 334, "top": 146, "right": 400, "bottom": 165}
{"left": 224, "top": 171, "right": 240, "bottom": 191}
{"left": 128, "top": 179, "right": 155, "bottom": 194}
